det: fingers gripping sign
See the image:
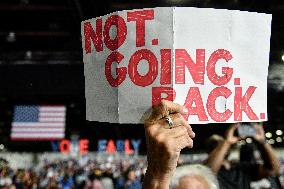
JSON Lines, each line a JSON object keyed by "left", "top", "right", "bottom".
{"left": 146, "top": 99, "right": 188, "bottom": 122}
{"left": 144, "top": 100, "right": 195, "bottom": 177}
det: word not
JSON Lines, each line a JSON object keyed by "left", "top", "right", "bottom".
{"left": 84, "top": 10, "right": 154, "bottom": 53}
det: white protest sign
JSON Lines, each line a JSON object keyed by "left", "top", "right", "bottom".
{"left": 81, "top": 7, "right": 271, "bottom": 124}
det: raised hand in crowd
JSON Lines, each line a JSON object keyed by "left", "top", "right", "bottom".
{"left": 251, "top": 123, "right": 280, "bottom": 178}
{"left": 205, "top": 123, "right": 240, "bottom": 173}
{"left": 142, "top": 100, "right": 195, "bottom": 189}
{"left": 205, "top": 123, "right": 281, "bottom": 189}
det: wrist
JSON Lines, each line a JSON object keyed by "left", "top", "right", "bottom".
{"left": 146, "top": 153, "right": 178, "bottom": 179}
{"left": 254, "top": 138, "right": 266, "bottom": 145}
{"left": 224, "top": 138, "right": 234, "bottom": 145}
{"left": 146, "top": 163, "right": 174, "bottom": 180}
{"left": 143, "top": 167, "right": 172, "bottom": 189}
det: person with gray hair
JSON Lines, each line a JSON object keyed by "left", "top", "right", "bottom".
{"left": 141, "top": 100, "right": 218, "bottom": 189}
{"left": 170, "top": 164, "right": 219, "bottom": 189}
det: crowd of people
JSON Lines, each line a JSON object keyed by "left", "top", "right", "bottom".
{"left": 0, "top": 155, "right": 147, "bottom": 189}
{"left": 1, "top": 100, "right": 284, "bottom": 189}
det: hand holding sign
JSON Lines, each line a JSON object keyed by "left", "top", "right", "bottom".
{"left": 143, "top": 100, "right": 195, "bottom": 188}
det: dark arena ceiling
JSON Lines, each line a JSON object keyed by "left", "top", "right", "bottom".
{"left": 0, "top": 0, "right": 283, "bottom": 152}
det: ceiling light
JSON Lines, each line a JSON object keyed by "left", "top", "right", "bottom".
{"left": 268, "top": 139, "right": 275, "bottom": 144}
{"left": 265, "top": 132, "right": 272, "bottom": 138}
{"left": 276, "top": 130, "right": 283, "bottom": 136}
{"left": 246, "top": 138, "right": 252, "bottom": 143}
{"left": 276, "top": 137, "right": 282, "bottom": 143}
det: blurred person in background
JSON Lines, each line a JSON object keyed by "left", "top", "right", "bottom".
{"left": 115, "top": 167, "right": 134, "bottom": 189}
{"left": 100, "top": 160, "right": 114, "bottom": 189}
{"left": 170, "top": 164, "right": 218, "bottom": 189}
{"left": 59, "top": 174, "right": 74, "bottom": 189}
{"left": 0, "top": 164, "right": 12, "bottom": 189}
{"left": 205, "top": 123, "right": 280, "bottom": 189}
{"left": 142, "top": 100, "right": 217, "bottom": 189}
{"left": 124, "top": 168, "right": 141, "bottom": 189}
{"left": 240, "top": 143, "right": 283, "bottom": 189}
{"left": 84, "top": 171, "right": 103, "bottom": 189}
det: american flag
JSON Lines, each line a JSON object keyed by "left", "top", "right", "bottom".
{"left": 11, "top": 105, "right": 66, "bottom": 140}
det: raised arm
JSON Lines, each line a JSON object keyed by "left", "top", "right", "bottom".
{"left": 142, "top": 100, "right": 195, "bottom": 189}
{"left": 205, "top": 124, "right": 239, "bottom": 173}
{"left": 252, "top": 123, "right": 280, "bottom": 179}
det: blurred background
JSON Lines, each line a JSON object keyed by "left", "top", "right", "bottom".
{"left": 0, "top": 0, "right": 284, "bottom": 188}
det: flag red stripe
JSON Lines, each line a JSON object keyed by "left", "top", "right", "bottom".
{"left": 12, "top": 126, "right": 64, "bottom": 128}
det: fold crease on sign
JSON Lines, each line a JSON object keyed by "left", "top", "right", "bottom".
{"left": 224, "top": 12, "right": 233, "bottom": 115}
{"left": 172, "top": 6, "right": 176, "bottom": 95}
{"left": 113, "top": 11, "right": 120, "bottom": 124}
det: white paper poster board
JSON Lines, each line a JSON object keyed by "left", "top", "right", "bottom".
{"left": 81, "top": 7, "right": 272, "bottom": 124}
